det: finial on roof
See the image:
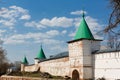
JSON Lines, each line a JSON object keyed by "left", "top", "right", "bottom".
{"left": 82, "top": 10, "right": 85, "bottom": 18}
{"left": 40, "top": 43, "right": 42, "bottom": 48}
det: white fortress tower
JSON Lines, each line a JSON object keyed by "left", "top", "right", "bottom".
{"left": 68, "top": 13, "right": 101, "bottom": 80}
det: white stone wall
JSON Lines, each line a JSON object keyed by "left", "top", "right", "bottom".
{"left": 23, "top": 57, "right": 70, "bottom": 77}
{"left": 68, "top": 41, "right": 83, "bottom": 57}
{"left": 24, "top": 64, "right": 39, "bottom": 72}
{"left": 82, "top": 40, "right": 100, "bottom": 79}
{"left": 68, "top": 40, "right": 100, "bottom": 79}
{"left": 34, "top": 59, "right": 40, "bottom": 64}
{"left": 68, "top": 41, "right": 84, "bottom": 79}
{"left": 94, "top": 51, "right": 120, "bottom": 80}
{"left": 39, "top": 57, "right": 70, "bottom": 77}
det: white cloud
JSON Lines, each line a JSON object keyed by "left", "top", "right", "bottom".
{"left": 20, "top": 15, "right": 31, "bottom": 20}
{"left": 0, "top": 29, "right": 6, "bottom": 36}
{"left": 24, "top": 21, "right": 46, "bottom": 29}
{"left": 0, "top": 5, "right": 31, "bottom": 28}
{"left": 0, "top": 19, "right": 16, "bottom": 27}
{"left": 4, "top": 30, "right": 60, "bottom": 44}
{"left": 40, "top": 39, "right": 63, "bottom": 45}
{"left": 61, "top": 30, "right": 67, "bottom": 34}
{"left": 25, "top": 17, "right": 74, "bottom": 28}
{"left": 70, "top": 10, "right": 87, "bottom": 15}
{"left": 40, "top": 17, "right": 73, "bottom": 28}
{"left": 2, "top": 8, "right": 104, "bottom": 43}
{"left": 46, "top": 30, "right": 59, "bottom": 37}
{"left": 5, "top": 39, "right": 25, "bottom": 44}
{"left": 69, "top": 32, "right": 75, "bottom": 37}
{"left": 50, "top": 44, "right": 67, "bottom": 51}
{"left": 9, "top": 6, "right": 27, "bottom": 13}
{"left": 0, "top": 30, "right": 6, "bottom": 33}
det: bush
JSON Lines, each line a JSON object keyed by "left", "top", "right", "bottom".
{"left": 97, "top": 77, "right": 106, "bottom": 80}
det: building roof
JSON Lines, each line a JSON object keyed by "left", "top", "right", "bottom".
{"left": 36, "top": 45, "right": 46, "bottom": 59}
{"left": 39, "top": 48, "right": 120, "bottom": 62}
{"left": 50, "top": 51, "right": 68, "bottom": 59}
{"left": 22, "top": 56, "right": 28, "bottom": 64}
{"left": 93, "top": 48, "right": 120, "bottom": 54}
{"left": 74, "top": 13, "right": 94, "bottom": 40}
{"left": 41, "top": 48, "right": 120, "bottom": 62}
{"left": 67, "top": 38, "right": 102, "bottom": 43}
{"left": 51, "top": 49, "right": 120, "bottom": 58}
{"left": 39, "top": 51, "right": 69, "bottom": 62}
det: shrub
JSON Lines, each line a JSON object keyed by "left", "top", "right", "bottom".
{"left": 97, "top": 77, "right": 106, "bottom": 80}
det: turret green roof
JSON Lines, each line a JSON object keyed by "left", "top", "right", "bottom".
{"left": 22, "top": 56, "right": 28, "bottom": 64}
{"left": 74, "top": 13, "right": 94, "bottom": 40}
{"left": 36, "top": 46, "right": 46, "bottom": 59}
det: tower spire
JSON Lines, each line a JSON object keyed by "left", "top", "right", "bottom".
{"left": 36, "top": 44, "right": 46, "bottom": 59}
{"left": 74, "top": 12, "right": 94, "bottom": 40}
{"left": 22, "top": 56, "right": 28, "bottom": 64}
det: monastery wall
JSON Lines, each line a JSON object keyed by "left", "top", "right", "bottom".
{"left": 94, "top": 51, "right": 120, "bottom": 80}
{"left": 23, "top": 57, "right": 70, "bottom": 77}
{"left": 82, "top": 40, "right": 100, "bottom": 79}
{"left": 24, "top": 64, "right": 39, "bottom": 72}
{"left": 39, "top": 57, "right": 70, "bottom": 77}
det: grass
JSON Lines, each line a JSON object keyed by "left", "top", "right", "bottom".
{"left": 7, "top": 71, "right": 65, "bottom": 79}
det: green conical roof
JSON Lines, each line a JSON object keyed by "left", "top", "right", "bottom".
{"left": 22, "top": 56, "right": 28, "bottom": 64}
{"left": 74, "top": 13, "right": 94, "bottom": 40}
{"left": 36, "top": 45, "right": 46, "bottom": 59}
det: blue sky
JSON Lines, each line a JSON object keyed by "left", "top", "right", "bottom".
{"left": 0, "top": 0, "right": 111, "bottom": 63}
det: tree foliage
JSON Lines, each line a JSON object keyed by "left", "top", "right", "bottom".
{"left": 0, "top": 41, "right": 9, "bottom": 75}
{"left": 104, "top": 0, "right": 120, "bottom": 49}
{"left": 13, "top": 61, "right": 21, "bottom": 71}
{"left": 105, "top": 0, "right": 120, "bottom": 32}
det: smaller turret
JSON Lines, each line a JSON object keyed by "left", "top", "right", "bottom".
{"left": 34, "top": 45, "right": 46, "bottom": 64}
{"left": 21, "top": 56, "right": 29, "bottom": 71}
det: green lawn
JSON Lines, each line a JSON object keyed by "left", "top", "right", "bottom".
{"left": 7, "top": 71, "right": 65, "bottom": 79}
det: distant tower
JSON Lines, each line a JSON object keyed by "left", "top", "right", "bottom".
{"left": 34, "top": 45, "right": 46, "bottom": 64}
{"left": 21, "top": 56, "right": 29, "bottom": 71}
{"left": 68, "top": 12, "right": 101, "bottom": 80}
